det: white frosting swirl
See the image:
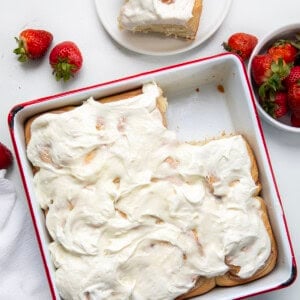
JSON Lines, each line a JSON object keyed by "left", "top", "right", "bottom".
{"left": 27, "top": 82, "right": 271, "bottom": 300}
{"left": 119, "top": 0, "right": 195, "bottom": 29}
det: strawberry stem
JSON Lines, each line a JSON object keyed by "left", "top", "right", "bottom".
{"left": 222, "top": 42, "right": 232, "bottom": 52}
{"left": 13, "top": 37, "right": 28, "bottom": 62}
{"left": 52, "top": 58, "right": 76, "bottom": 82}
{"left": 258, "top": 58, "right": 290, "bottom": 99}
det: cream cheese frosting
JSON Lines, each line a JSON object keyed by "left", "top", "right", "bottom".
{"left": 27, "top": 82, "right": 271, "bottom": 300}
{"left": 119, "top": 0, "right": 195, "bottom": 29}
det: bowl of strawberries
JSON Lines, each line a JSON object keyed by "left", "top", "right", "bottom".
{"left": 248, "top": 23, "right": 300, "bottom": 132}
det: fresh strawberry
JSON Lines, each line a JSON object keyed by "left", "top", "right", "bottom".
{"left": 0, "top": 142, "right": 13, "bottom": 170}
{"left": 252, "top": 57, "right": 290, "bottom": 100}
{"left": 284, "top": 66, "right": 300, "bottom": 89}
{"left": 251, "top": 54, "right": 273, "bottom": 85}
{"left": 49, "top": 41, "right": 83, "bottom": 82}
{"left": 222, "top": 32, "right": 258, "bottom": 61}
{"left": 268, "top": 41, "right": 297, "bottom": 63}
{"left": 291, "top": 113, "right": 300, "bottom": 127}
{"left": 13, "top": 29, "right": 53, "bottom": 62}
{"left": 262, "top": 91, "right": 288, "bottom": 118}
{"left": 288, "top": 82, "right": 300, "bottom": 115}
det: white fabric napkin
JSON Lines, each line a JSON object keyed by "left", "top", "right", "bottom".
{"left": 0, "top": 169, "right": 51, "bottom": 299}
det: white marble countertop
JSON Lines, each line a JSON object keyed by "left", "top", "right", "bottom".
{"left": 0, "top": 0, "right": 299, "bottom": 299}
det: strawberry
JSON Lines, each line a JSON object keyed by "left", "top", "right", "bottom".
{"left": 291, "top": 113, "right": 300, "bottom": 127}
{"left": 0, "top": 142, "right": 13, "bottom": 170}
{"left": 284, "top": 66, "right": 300, "bottom": 89}
{"left": 222, "top": 32, "right": 258, "bottom": 61}
{"left": 268, "top": 41, "right": 297, "bottom": 63}
{"left": 251, "top": 54, "right": 273, "bottom": 85}
{"left": 287, "top": 82, "right": 300, "bottom": 116}
{"left": 13, "top": 29, "right": 53, "bottom": 62}
{"left": 49, "top": 41, "right": 83, "bottom": 82}
{"left": 262, "top": 91, "right": 288, "bottom": 119}
{"left": 252, "top": 56, "right": 290, "bottom": 100}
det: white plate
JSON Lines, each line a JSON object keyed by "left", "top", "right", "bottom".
{"left": 94, "top": 0, "right": 232, "bottom": 56}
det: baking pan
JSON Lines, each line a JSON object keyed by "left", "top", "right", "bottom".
{"left": 8, "top": 53, "right": 296, "bottom": 299}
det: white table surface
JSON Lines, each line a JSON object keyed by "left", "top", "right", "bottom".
{"left": 1, "top": 0, "right": 299, "bottom": 299}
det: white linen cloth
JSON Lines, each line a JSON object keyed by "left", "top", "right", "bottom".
{"left": 0, "top": 169, "right": 51, "bottom": 299}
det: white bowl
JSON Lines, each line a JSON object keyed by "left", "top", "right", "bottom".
{"left": 247, "top": 23, "right": 300, "bottom": 133}
{"left": 8, "top": 53, "right": 296, "bottom": 299}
